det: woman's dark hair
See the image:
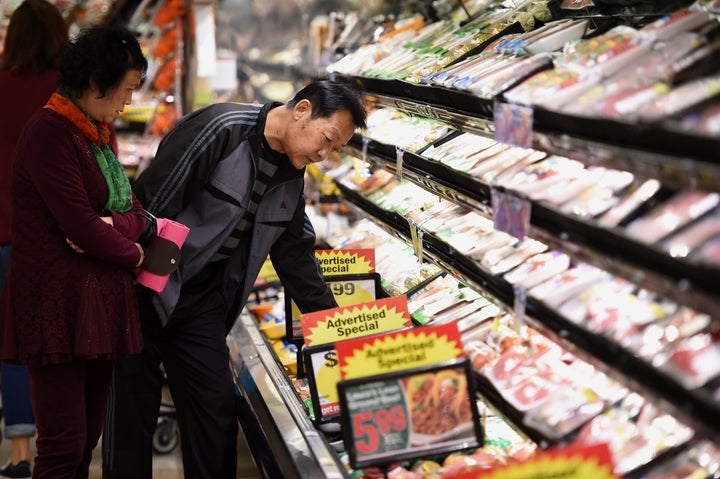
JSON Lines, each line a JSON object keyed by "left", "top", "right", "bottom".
{"left": 287, "top": 80, "right": 367, "bottom": 129}
{"left": 59, "top": 26, "right": 148, "bottom": 99}
{"left": 0, "top": 0, "right": 68, "bottom": 74}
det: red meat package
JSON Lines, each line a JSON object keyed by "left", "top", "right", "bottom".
{"left": 625, "top": 190, "right": 720, "bottom": 244}
{"left": 654, "top": 333, "right": 720, "bottom": 389}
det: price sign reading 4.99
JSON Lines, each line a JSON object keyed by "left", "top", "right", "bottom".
{"left": 338, "top": 359, "right": 483, "bottom": 469}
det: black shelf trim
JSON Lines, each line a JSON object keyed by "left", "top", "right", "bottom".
{"left": 347, "top": 134, "right": 720, "bottom": 317}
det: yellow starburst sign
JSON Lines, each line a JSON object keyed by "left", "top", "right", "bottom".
{"left": 302, "top": 296, "right": 412, "bottom": 347}
{"left": 315, "top": 249, "right": 375, "bottom": 276}
{"left": 446, "top": 443, "right": 617, "bottom": 479}
{"left": 336, "top": 323, "right": 463, "bottom": 380}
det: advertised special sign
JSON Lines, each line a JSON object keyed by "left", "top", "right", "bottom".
{"left": 255, "top": 248, "right": 375, "bottom": 286}
{"left": 301, "top": 295, "right": 412, "bottom": 347}
{"left": 335, "top": 322, "right": 464, "bottom": 380}
{"left": 338, "top": 359, "right": 483, "bottom": 469}
{"left": 302, "top": 296, "right": 412, "bottom": 423}
{"left": 314, "top": 249, "right": 375, "bottom": 275}
{"left": 444, "top": 443, "right": 617, "bottom": 479}
{"left": 286, "top": 272, "right": 383, "bottom": 340}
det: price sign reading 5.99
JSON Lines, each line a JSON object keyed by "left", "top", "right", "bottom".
{"left": 344, "top": 379, "right": 410, "bottom": 460}
{"left": 338, "top": 359, "right": 482, "bottom": 469}
{"left": 353, "top": 405, "right": 408, "bottom": 455}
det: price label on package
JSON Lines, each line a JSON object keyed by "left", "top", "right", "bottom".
{"left": 338, "top": 359, "right": 482, "bottom": 468}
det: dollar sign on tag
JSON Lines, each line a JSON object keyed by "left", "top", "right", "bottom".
{"left": 324, "top": 351, "right": 338, "bottom": 368}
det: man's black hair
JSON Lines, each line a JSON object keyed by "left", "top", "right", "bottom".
{"left": 287, "top": 80, "right": 367, "bottom": 130}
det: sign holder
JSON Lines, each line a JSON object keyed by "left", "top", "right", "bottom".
{"left": 285, "top": 272, "right": 384, "bottom": 342}
{"left": 303, "top": 342, "right": 343, "bottom": 424}
{"left": 337, "top": 358, "right": 483, "bottom": 469}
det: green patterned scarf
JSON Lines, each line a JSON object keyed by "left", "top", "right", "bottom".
{"left": 45, "top": 90, "right": 132, "bottom": 213}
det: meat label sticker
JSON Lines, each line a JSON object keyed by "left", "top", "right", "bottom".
{"left": 301, "top": 296, "right": 412, "bottom": 347}
{"left": 336, "top": 322, "right": 463, "bottom": 380}
{"left": 314, "top": 249, "right": 376, "bottom": 275}
{"left": 443, "top": 443, "right": 617, "bottom": 479}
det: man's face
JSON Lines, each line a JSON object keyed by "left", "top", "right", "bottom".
{"left": 285, "top": 100, "right": 356, "bottom": 170}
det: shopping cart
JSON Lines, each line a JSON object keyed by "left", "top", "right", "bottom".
{"left": 153, "top": 367, "right": 179, "bottom": 455}
{"left": 153, "top": 400, "right": 179, "bottom": 454}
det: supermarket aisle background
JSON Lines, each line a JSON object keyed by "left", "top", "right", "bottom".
{"left": 0, "top": 388, "right": 261, "bottom": 479}
{"left": 0, "top": 426, "right": 261, "bottom": 479}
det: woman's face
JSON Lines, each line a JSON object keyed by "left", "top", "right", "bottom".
{"left": 80, "top": 69, "right": 144, "bottom": 124}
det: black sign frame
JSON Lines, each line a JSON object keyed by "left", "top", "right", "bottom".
{"left": 337, "top": 358, "right": 483, "bottom": 469}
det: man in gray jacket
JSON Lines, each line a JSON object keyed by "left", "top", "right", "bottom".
{"left": 103, "top": 80, "right": 366, "bottom": 479}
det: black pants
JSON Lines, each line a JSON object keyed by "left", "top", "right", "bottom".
{"left": 102, "top": 286, "right": 239, "bottom": 479}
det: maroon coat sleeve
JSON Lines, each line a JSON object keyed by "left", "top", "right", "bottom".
{"left": 109, "top": 194, "right": 148, "bottom": 241}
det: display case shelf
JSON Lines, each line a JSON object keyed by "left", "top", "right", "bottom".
{"left": 346, "top": 135, "right": 720, "bottom": 319}
{"left": 334, "top": 173, "right": 720, "bottom": 450}
{"left": 227, "top": 314, "right": 348, "bottom": 479}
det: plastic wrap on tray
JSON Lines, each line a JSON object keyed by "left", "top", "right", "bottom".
{"left": 559, "top": 167, "right": 634, "bottom": 218}
{"left": 639, "top": 7, "right": 713, "bottom": 41}
{"left": 498, "top": 156, "right": 586, "bottom": 200}
{"left": 625, "top": 190, "right": 720, "bottom": 244}
{"left": 636, "top": 74, "right": 720, "bottom": 121}
{"left": 558, "top": 26, "right": 654, "bottom": 79}
{"left": 528, "top": 263, "right": 609, "bottom": 308}
{"left": 482, "top": 238, "right": 548, "bottom": 275}
{"left": 572, "top": 394, "right": 694, "bottom": 475}
{"left": 467, "top": 53, "right": 554, "bottom": 97}
{"left": 653, "top": 333, "right": 720, "bottom": 389}
{"left": 445, "top": 142, "right": 504, "bottom": 174}
{"left": 504, "top": 251, "right": 571, "bottom": 289}
{"left": 421, "top": 133, "right": 497, "bottom": 166}
{"left": 597, "top": 179, "right": 662, "bottom": 228}
{"left": 522, "top": 363, "right": 628, "bottom": 439}
{"left": 662, "top": 211, "right": 720, "bottom": 258}
{"left": 679, "top": 100, "right": 720, "bottom": 136}
{"left": 623, "top": 306, "right": 712, "bottom": 359}
{"left": 558, "top": 275, "right": 636, "bottom": 324}
{"left": 638, "top": 440, "right": 720, "bottom": 479}
{"left": 502, "top": 67, "right": 600, "bottom": 109}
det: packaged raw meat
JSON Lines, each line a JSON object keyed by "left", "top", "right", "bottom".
{"left": 637, "top": 74, "right": 720, "bottom": 120}
{"left": 690, "top": 235, "right": 720, "bottom": 265}
{"left": 504, "top": 251, "right": 571, "bottom": 289}
{"left": 481, "top": 238, "right": 548, "bottom": 274}
{"left": 558, "top": 276, "right": 635, "bottom": 325}
{"left": 639, "top": 8, "right": 713, "bottom": 41}
{"left": 654, "top": 333, "right": 720, "bottom": 389}
{"left": 679, "top": 100, "right": 720, "bottom": 136}
{"left": 622, "top": 306, "right": 711, "bottom": 359}
{"left": 662, "top": 212, "right": 720, "bottom": 258}
{"left": 625, "top": 191, "right": 720, "bottom": 244}
{"left": 504, "top": 156, "right": 586, "bottom": 200}
{"left": 597, "top": 179, "right": 662, "bottom": 228}
{"left": 522, "top": 387, "right": 607, "bottom": 439}
{"left": 502, "top": 68, "right": 600, "bottom": 109}
{"left": 528, "top": 263, "right": 609, "bottom": 308}
{"left": 559, "top": 26, "right": 654, "bottom": 79}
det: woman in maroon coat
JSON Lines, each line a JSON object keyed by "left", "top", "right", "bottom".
{"left": 0, "top": 26, "right": 148, "bottom": 479}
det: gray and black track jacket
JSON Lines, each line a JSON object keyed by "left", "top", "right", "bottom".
{"left": 133, "top": 102, "right": 336, "bottom": 327}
